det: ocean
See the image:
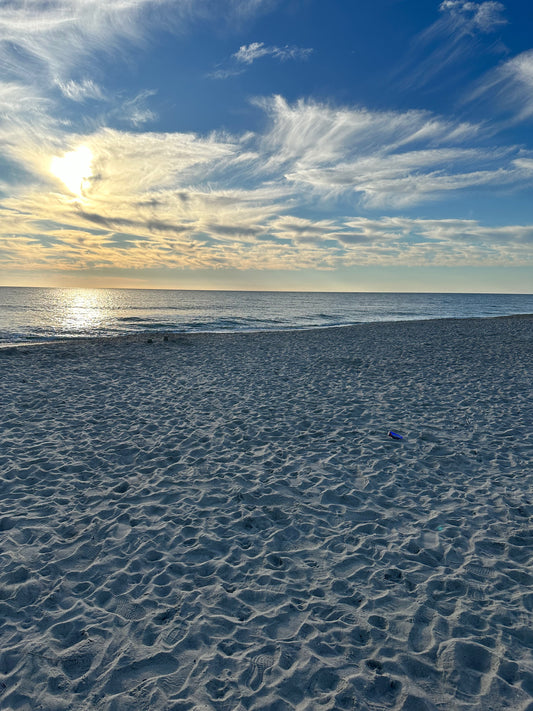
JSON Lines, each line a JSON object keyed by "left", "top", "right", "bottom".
{"left": 0, "top": 287, "right": 531, "bottom": 345}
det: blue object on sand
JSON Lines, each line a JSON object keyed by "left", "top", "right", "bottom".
{"left": 388, "top": 431, "right": 404, "bottom": 440}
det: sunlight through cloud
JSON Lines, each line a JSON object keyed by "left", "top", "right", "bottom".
{"left": 50, "top": 146, "right": 93, "bottom": 196}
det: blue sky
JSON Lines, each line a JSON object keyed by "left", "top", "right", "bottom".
{"left": 0, "top": 0, "right": 532, "bottom": 291}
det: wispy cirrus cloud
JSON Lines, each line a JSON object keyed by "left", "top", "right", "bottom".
{"left": 233, "top": 41, "right": 313, "bottom": 64}
{"left": 0, "top": 0, "right": 165, "bottom": 86}
{"left": 0, "top": 0, "right": 277, "bottom": 80}
{"left": 0, "top": 1, "right": 170, "bottom": 147}
{"left": 210, "top": 40, "right": 312, "bottom": 79}
{"left": 0, "top": 81, "right": 53, "bottom": 129}
{"left": 439, "top": 1, "right": 507, "bottom": 33}
{"left": 114, "top": 90, "right": 159, "bottom": 127}
{"left": 395, "top": 1, "right": 507, "bottom": 92}
{"left": 55, "top": 79, "right": 104, "bottom": 102}
{"left": 254, "top": 96, "right": 529, "bottom": 207}
{"left": 0, "top": 0, "right": 278, "bottom": 117}
{"left": 1, "top": 92, "right": 531, "bottom": 276}
{"left": 471, "top": 50, "right": 533, "bottom": 123}
{"left": 0, "top": 0, "right": 529, "bottom": 286}
{"left": 4, "top": 91, "right": 531, "bottom": 211}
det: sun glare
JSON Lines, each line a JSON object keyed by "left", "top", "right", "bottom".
{"left": 50, "top": 145, "right": 93, "bottom": 196}
{"left": 57, "top": 288, "right": 108, "bottom": 334}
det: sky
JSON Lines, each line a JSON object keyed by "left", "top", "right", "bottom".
{"left": 0, "top": 0, "right": 532, "bottom": 292}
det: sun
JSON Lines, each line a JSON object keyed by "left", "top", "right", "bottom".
{"left": 50, "top": 145, "right": 93, "bottom": 196}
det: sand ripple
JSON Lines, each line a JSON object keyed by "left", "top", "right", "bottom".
{"left": 0, "top": 317, "right": 531, "bottom": 710}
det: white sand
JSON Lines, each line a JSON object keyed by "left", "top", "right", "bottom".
{"left": 0, "top": 316, "right": 531, "bottom": 711}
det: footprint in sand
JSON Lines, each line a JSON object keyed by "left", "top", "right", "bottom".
{"left": 239, "top": 652, "right": 275, "bottom": 692}
{"left": 59, "top": 650, "right": 94, "bottom": 680}
{"left": 408, "top": 605, "right": 435, "bottom": 654}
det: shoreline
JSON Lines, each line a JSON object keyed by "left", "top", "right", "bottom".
{"left": 1, "top": 311, "right": 532, "bottom": 352}
{"left": 1, "top": 315, "right": 531, "bottom": 710}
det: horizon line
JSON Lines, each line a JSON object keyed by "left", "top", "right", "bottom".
{"left": 0, "top": 284, "right": 531, "bottom": 296}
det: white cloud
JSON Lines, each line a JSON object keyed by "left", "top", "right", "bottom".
{"left": 343, "top": 216, "right": 533, "bottom": 245}
{"left": 211, "top": 40, "right": 312, "bottom": 79}
{"left": 0, "top": 1, "right": 529, "bottom": 279}
{"left": 255, "top": 96, "right": 523, "bottom": 207}
{"left": 0, "top": 81, "right": 53, "bottom": 126}
{"left": 0, "top": 0, "right": 277, "bottom": 92}
{"left": 3, "top": 91, "right": 530, "bottom": 213}
{"left": 56, "top": 79, "right": 104, "bottom": 102}
{"left": 258, "top": 96, "right": 477, "bottom": 164}
{"left": 439, "top": 1, "right": 507, "bottom": 33}
{"left": 0, "top": 82, "right": 531, "bottom": 274}
{"left": 2, "top": 197, "right": 530, "bottom": 272}
{"left": 233, "top": 41, "right": 313, "bottom": 64}
{"left": 208, "top": 67, "right": 245, "bottom": 80}
{"left": 514, "top": 157, "right": 533, "bottom": 172}
{"left": 79, "top": 127, "right": 240, "bottom": 195}
{"left": 0, "top": 1, "right": 161, "bottom": 85}
{"left": 476, "top": 50, "right": 533, "bottom": 122}
{"left": 116, "top": 90, "right": 158, "bottom": 127}
{"left": 395, "top": 1, "right": 507, "bottom": 92}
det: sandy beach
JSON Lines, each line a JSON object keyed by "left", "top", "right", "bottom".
{"left": 0, "top": 315, "right": 531, "bottom": 711}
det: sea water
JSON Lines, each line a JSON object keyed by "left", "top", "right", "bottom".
{"left": 0, "top": 287, "right": 531, "bottom": 344}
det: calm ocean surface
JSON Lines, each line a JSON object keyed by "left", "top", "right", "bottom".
{"left": 0, "top": 287, "right": 531, "bottom": 344}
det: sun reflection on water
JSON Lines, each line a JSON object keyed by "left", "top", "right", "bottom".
{"left": 55, "top": 288, "right": 111, "bottom": 335}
